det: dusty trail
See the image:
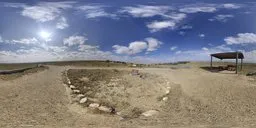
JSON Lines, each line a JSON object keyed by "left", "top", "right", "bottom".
{"left": 0, "top": 66, "right": 73, "bottom": 127}
{"left": 0, "top": 65, "right": 256, "bottom": 128}
{"left": 0, "top": 66, "right": 120, "bottom": 128}
{"left": 143, "top": 68, "right": 256, "bottom": 127}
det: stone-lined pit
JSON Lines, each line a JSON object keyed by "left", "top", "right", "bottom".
{"left": 63, "top": 69, "right": 168, "bottom": 119}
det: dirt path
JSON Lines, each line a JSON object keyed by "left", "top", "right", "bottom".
{"left": 142, "top": 68, "right": 256, "bottom": 127}
{"left": 0, "top": 66, "right": 72, "bottom": 127}
{"left": 0, "top": 66, "right": 120, "bottom": 128}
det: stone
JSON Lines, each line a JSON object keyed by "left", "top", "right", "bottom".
{"left": 165, "top": 90, "right": 170, "bottom": 94}
{"left": 70, "top": 85, "right": 76, "bottom": 89}
{"left": 87, "top": 98, "right": 100, "bottom": 103}
{"left": 67, "top": 80, "right": 71, "bottom": 85}
{"left": 142, "top": 110, "right": 159, "bottom": 117}
{"left": 79, "top": 97, "right": 88, "bottom": 104}
{"left": 116, "top": 112, "right": 122, "bottom": 116}
{"left": 89, "top": 103, "right": 100, "bottom": 108}
{"left": 162, "top": 97, "right": 168, "bottom": 101}
{"left": 80, "top": 77, "right": 90, "bottom": 82}
{"left": 73, "top": 90, "right": 80, "bottom": 93}
{"left": 247, "top": 71, "right": 256, "bottom": 76}
{"left": 98, "top": 106, "right": 112, "bottom": 113}
{"left": 76, "top": 94, "right": 85, "bottom": 99}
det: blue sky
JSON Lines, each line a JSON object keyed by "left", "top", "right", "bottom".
{"left": 0, "top": 0, "right": 255, "bottom": 63}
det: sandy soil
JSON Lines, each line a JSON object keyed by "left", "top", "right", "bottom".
{"left": 0, "top": 65, "right": 256, "bottom": 128}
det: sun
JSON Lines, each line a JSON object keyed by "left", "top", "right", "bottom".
{"left": 39, "top": 31, "right": 51, "bottom": 40}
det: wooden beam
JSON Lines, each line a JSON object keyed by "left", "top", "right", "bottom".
{"left": 236, "top": 52, "right": 238, "bottom": 74}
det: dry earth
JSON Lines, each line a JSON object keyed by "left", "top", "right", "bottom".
{"left": 0, "top": 65, "right": 256, "bottom": 128}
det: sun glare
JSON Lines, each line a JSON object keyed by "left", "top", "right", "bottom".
{"left": 39, "top": 31, "right": 51, "bottom": 40}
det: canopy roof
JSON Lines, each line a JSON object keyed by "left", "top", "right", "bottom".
{"left": 211, "top": 52, "right": 244, "bottom": 59}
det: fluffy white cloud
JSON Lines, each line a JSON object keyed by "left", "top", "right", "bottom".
{"left": 199, "top": 34, "right": 205, "bottom": 38}
{"left": 56, "top": 17, "right": 69, "bottom": 29}
{"left": 113, "top": 37, "right": 163, "bottom": 55}
{"left": 179, "top": 31, "right": 186, "bottom": 36}
{"left": 145, "top": 37, "right": 162, "bottom": 52}
{"left": 147, "top": 21, "right": 176, "bottom": 32}
{"left": 113, "top": 42, "right": 147, "bottom": 55}
{"left": 181, "top": 25, "right": 192, "bottom": 30}
{"left": 77, "top": 5, "right": 116, "bottom": 19}
{"left": 121, "top": 5, "right": 186, "bottom": 33}
{"left": 21, "top": 2, "right": 74, "bottom": 22}
{"left": 172, "top": 44, "right": 233, "bottom": 61}
{"left": 22, "top": 6, "right": 60, "bottom": 22}
{"left": 164, "top": 13, "right": 186, "bottom": 21}
{"left": 11, "top": 38, "right": 40, "bottom": 45}
{"left": 129, "top": 41, "right": 148, "bottom": 54}
{"left": 175, "top": 50, "right": 182, "bottom": 54}
{"left": 215, "top": 44, "right": 232, "bottom": 51}
{"left": 202, "top": 47, "right": 209, "bottom": 51}
{"left": 222, "top": 3, "right": 241, "bottom": 9}
{"left": 224, "top": 33, "right": 256, "bottom": 45}
{"left": 179, "top": 3, "right": 241, "bottom": 14}
{"left": 47, "top": 46, "right": 67, "bottom": 53}
{"left": 243, "top": 50, "right": 256, "bottom": 63}
{"left": 4, "top": 3, "right": 27, "bottom": 8}
{"left": 209, "top": 14, "right": 234, "bottom": 22}
{"left": 112, "top": 45, "right": 131, "bottom": 55}
{"left": 169, "top": 44, "right": 256, "bottom": 63}
{"left": 63, "top": 36, "right": 87, "bottom": 46}
{"left": 0, "top": 46, "right": 115, "bottom": 63}
{"left": 170, "top": 46, "right": 178, "bottom": 51}
{"left": 179, "top": 6, "right": 216, "bottom": 13}
{"left": 112, "top": 41, "right": 146, "bottom": 55}
{"left": 0, "top": 36, "right": 3, "bottom": 42}
{"left": 120, "top": 5, "right": 172, "bottom": 18}
{"left": 78, "top": 44, "right": 99, "bottom": 51}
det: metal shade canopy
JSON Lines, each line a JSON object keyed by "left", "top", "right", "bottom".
{"left": 211, "top": 52, "right": 244, "bottom": 59}
{"left": 210, "top": 52, "right": 244, "bottom": 74}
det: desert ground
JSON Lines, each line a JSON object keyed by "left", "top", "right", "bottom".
{"left": 0, "top": 62, "right": 256, "bottom": 128}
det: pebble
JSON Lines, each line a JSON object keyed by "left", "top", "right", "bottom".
{"left": 89, "top": 103, "right": 100, "bottom": 108}
{"left": 98, "top": 106, "right": 112, "bottom": 113}
{"left": 80, "top": 77, "right": 89, "bottom": 82}
{"left": 67, "top": 80, "right": 71, "bottom": 85}
{"left": 76, "top": 94, "right": 85, "bottom": 99}
{"left": 142, "top": 110, "right": 159, "bottom": 117}
{"left": 162, "top": 97, "right": 168, "bottom": 101}
{"left": 116, "top": 112, "right": 122, "bottom": 116}
{"left": 73, "top": 90, "right": 80, "bottom": 93}
{"left": 70, "top": 85, "right": 76, "bottom": 89}
{"left": 79, "top": 97, "right": 88, "bottom": 104}
{"left": 165, "top": 90, "right": 170, "bottom": 94}
{"left": 88, "top": 98, "right": 100, "bottom": 103}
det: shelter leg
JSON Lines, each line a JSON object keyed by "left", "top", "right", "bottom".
{"left": 241, "top": 59, "right": 243, "bottom": 71}
{"left": 236, "top": 52, "right": 238, "bottom": 74}
{"left": 210, "top": 56, "right": 212, "bottom": 69}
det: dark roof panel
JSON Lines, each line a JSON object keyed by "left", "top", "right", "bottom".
{"left": 211, "top": 52, "right": 244, "bottom": 59}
